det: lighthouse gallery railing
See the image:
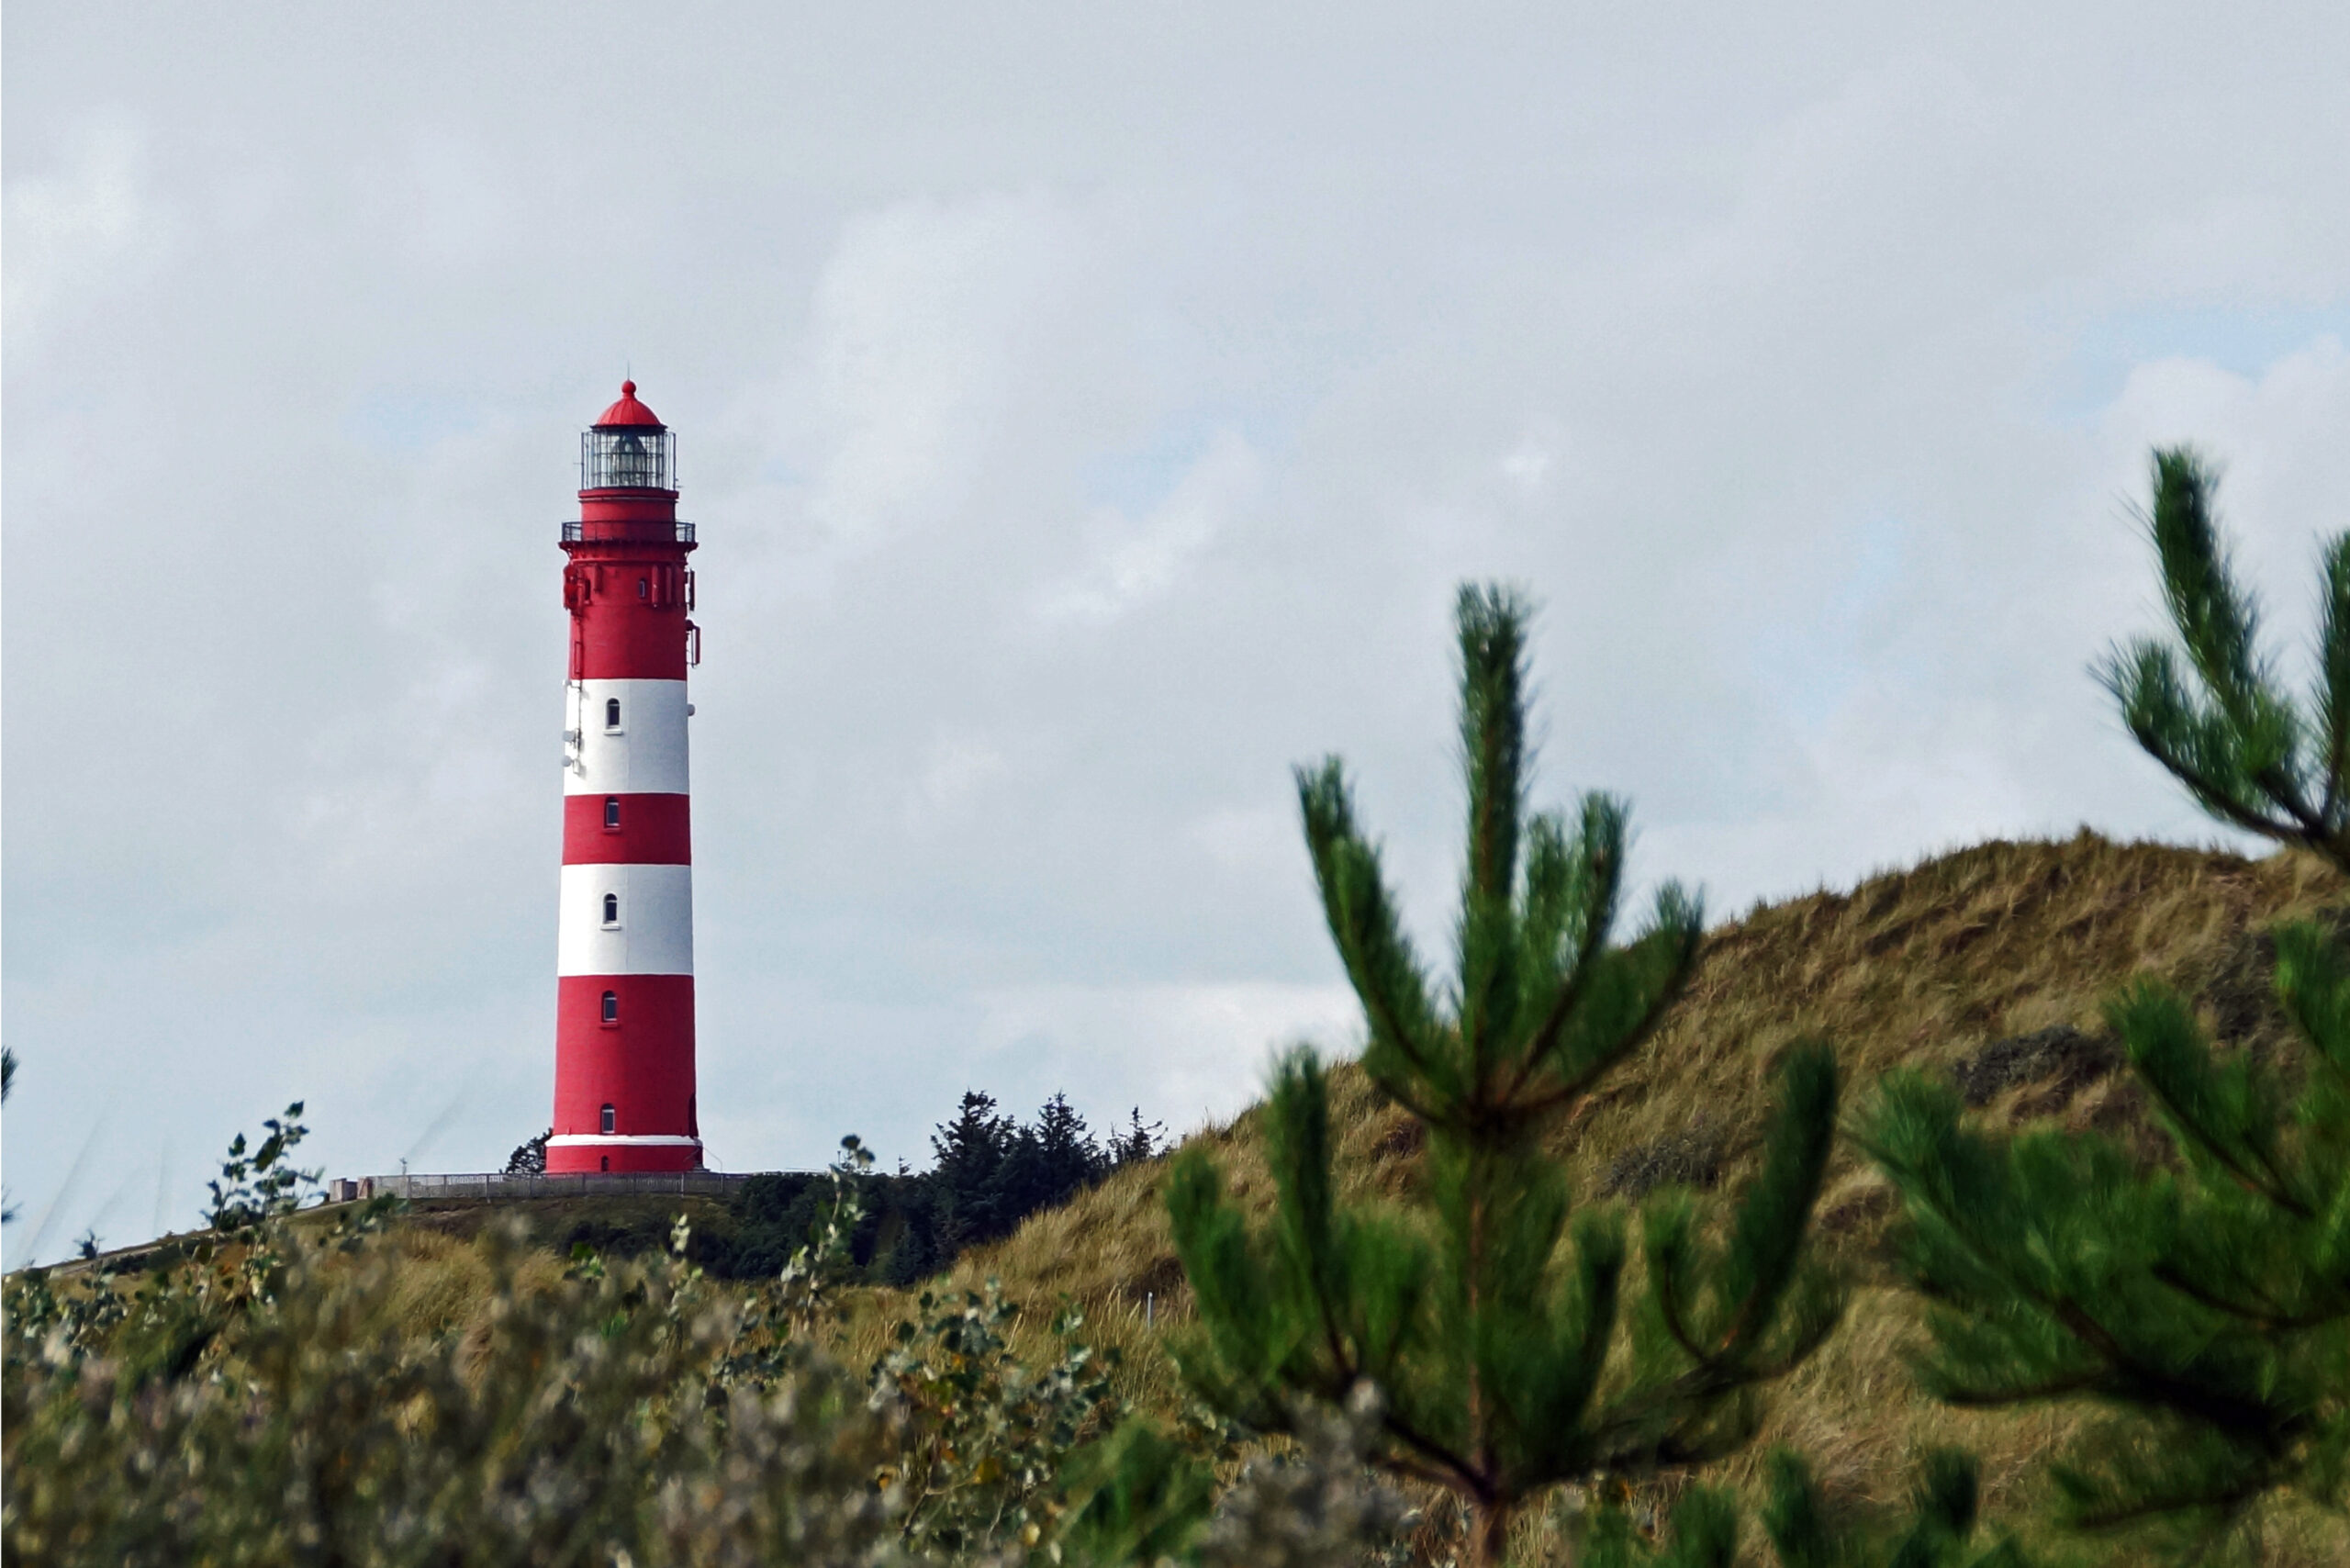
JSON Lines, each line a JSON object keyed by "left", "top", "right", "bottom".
{"left": 561, "top": 520, "right": 695, "bottom": 545}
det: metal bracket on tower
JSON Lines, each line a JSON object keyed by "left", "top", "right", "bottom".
{"left": 565, "top": 682, "right": 587, "bottom": 773}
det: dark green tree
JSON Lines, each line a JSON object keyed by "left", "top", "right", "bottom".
{"left": 878, "top": 1201, "right": 940, "bottom": 1287}
{"left": 503, "top": 1128, "right": 551, "bottom": 1175}
{"left": 1859, "top": 448, "right": 2350, "bottom": 1560}
{"left": 993, "top": 1092, "right": 1106, "bottom": 1219}
{"left": 932, "top": 1089, "right": 1016, "bottom": 1248}
{"left": 1165, "top": 584, "right": 1843, "bottom": 1566}
{"left": 1107, "top": 1107, "right": 1168, "bottom": 1167}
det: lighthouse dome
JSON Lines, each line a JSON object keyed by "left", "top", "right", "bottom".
{"left": 594, "top": 379, "right": 664, "bottom": 429}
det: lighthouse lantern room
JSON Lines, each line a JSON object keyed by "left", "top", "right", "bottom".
{"left": 549, "top": 381, "right": 703, "bottom": 1173}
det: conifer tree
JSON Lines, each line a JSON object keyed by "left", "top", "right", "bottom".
{"left": 932, "top": 1089, "right": 1015, "bottom": 1248}
{"left": 1859, "top": 448, "right": 2350, "bottom": 1559}
{"left": 1002, "top": 1092, "right": 1106, "bottom": 1213}
{"left": 1165, "top": 584, "right": 1843, "bottom": 1567}
{"left": 503, "top": 1128, "right": 551, "bottom": 1175}
{"left": 1108, "top": 1107, "right": 1167, "bottom": 1167}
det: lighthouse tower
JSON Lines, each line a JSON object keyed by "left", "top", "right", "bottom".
{"left": 548, "top": 382, "right": 703, "bottom": 1173}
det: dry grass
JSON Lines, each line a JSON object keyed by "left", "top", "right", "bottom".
{"left": 853, "top": 830, "right": 2346, "bottom": 1554}
{"left": 371, "top": 1226, "right": 570, "bottom": 1343}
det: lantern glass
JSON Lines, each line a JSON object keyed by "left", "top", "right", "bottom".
{"left": 581, "top": 427, "right": 674, "bottom": 489}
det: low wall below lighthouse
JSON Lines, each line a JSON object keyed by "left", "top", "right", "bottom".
{"left": 548, "top": 381, "right": 705, "bottom": 1174}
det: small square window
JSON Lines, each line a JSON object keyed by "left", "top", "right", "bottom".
{"left": 600, "top": 1103, "right": 616, "bottom": 1135}
{"left": 604, "top": 797, "right": 621, "bottom": 829}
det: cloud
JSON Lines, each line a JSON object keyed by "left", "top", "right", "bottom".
{"left": 1499, "top": 436, "right": 1554, "bottom": 495}
{"left": 1032, "top": 430, "right": 1261, "bottom": 628}
{"left": 6, "top": 5, "right": 2349, "bottom": 1265}
{"left": 4, "top": 115, "right": 161, "bottom": 347}
{"left": 973, "top": 980, "right": 1361, "bottom": 1128}
{"left": 906, "top": 731, "right": 1010, "bottom": 827}
{"left": 800, "top": 192, "right": 1106, "bottom": 550}
{"left": 1189, "top": 804, "right": 1295, "bottom": 875}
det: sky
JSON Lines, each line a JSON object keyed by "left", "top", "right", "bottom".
{"left": 6, "top": 3, "right": 2348, "bottom": 1265}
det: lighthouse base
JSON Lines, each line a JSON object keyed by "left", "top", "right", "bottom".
{"left": 551, "top": 974, "right": 699, "bottom": 1171}
{"left": 546, "top": 1136, "right": 704, "bottom": 1174}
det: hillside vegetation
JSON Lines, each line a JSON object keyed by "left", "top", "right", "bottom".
{"left": 30, "top": 833, "right": 2342, "bottom": 1562}
{"left": 875, "top": 830, "right": 2342, "bottom": 1535}
{"left": 283, "top": 829, "right": 2345, "bottom": 1539}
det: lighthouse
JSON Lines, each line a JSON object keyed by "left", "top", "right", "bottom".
{"left": 548, "top": 381, "right": 704, "bottom": 1173}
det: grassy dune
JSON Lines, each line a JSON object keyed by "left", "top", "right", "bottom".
{"left": 851, "top": 830, "right": 2344, "bottom": 1548}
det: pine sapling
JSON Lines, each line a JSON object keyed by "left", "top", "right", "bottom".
{"left": 1166, "top": 584, "right": 1843, "bottom": 1566}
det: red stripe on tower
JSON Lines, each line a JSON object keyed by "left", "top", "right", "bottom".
{"left": 563, "top": 793, "right": 693, "bottom": 864}
{"left": 549, "top": 381, "right": 704, "bottom": 1173}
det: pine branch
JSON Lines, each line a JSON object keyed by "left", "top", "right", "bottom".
{"left": 2148, "top": 1261, "right": 2339, "bottom": 1334}
{"left": 2318, "top": 533, "right": 2350, "bottom": 824}
{"left": 2145, "top": 447, "right": 2266, "bottom": 725}
{"left": 1267, "top": 1052, "right": 1361, "bottom": 1390}
{"left": 1298, "top": 761, "right": 1446, "bottom": 1098}
{"left": 2102, "top": 642, "right": 2311, "bottom": 844}
{"left": 1456, "top": 586, "right": 1531, "bottom": 1089}
{"left": 1718, "top": 1044, "right": 1838, "bottom": 1358}
{"left": 1506, "top": 794, "right": 1630, "bottom": 1101}
{"left": 1516, "top": 895, "right": 1704, "bottom": 1118}
{"left": 2110, "top": 982, "right": 2313, "bottom": 1220}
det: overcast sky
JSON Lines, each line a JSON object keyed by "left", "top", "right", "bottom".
{"left": 6, "top": 3, "right": 2347, "bottom": 1265}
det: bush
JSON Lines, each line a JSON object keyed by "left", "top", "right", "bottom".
{"left": 4, "top": 1206, "right": 905, "bottom": 1566}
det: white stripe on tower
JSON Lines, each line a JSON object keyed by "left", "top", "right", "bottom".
{"left": 555, "top": 864, "right": 696, "bottom": 976}
{"left": 564, "top": 678, "right": 692, "bottom": 795}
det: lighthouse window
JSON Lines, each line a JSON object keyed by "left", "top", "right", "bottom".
{"left": 600, "top": 1103, "right": 616, "bottom": 1134}
{"left": 638, "top": 577, "right": 649, "bottom": 599}
{"left": 601, "top": 990, "right": 618, "bottom": 1023}
{"left": 605, "top": 698, "right": 621, "bottom": 730}
{"left": 604, "top": 797, "right": 621, "bottom": 829}
{"left": 602, "top": 892, "right": 620, "bottom": 924}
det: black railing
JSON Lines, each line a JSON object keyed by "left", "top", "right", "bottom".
{"left": 562, "top": 521, "right": 695, "bottom": 545}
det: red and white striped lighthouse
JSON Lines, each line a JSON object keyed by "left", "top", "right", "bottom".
{"left": 548, "top": 381, "right": 704, "bottom": 1173}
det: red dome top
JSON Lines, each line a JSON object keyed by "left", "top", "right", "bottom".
{"left": 593, "top": 379, "right": 664, "bottom": 429}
